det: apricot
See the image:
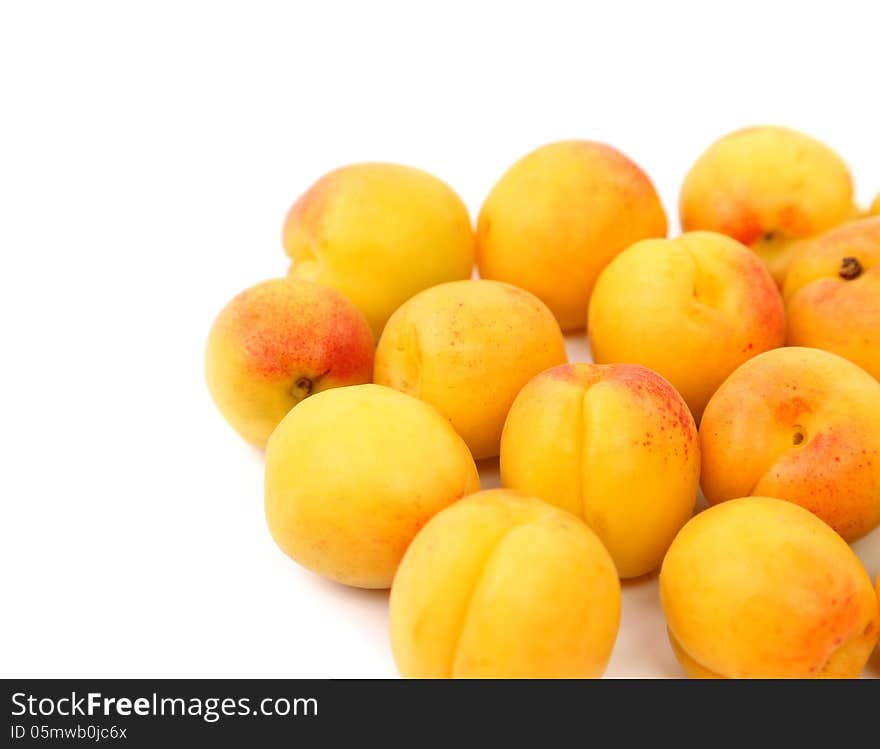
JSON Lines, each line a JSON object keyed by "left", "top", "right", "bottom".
{"left": 264, "top": 384, "right": 479, "bottom": 588}
{"left": 283, "top": 162, "right": 474, "bottom": 337}
{"left": 374, "top": 279, "right": 567, "bottom": 459}
{"left": 205, "top": 278, "right": 374, "bottom": 448}
{"left": 500, "top": 363, "right": 699, "bottom": 578}
{"left": 389, "top": 489, "right": 621, "bottom": 678}
{"left": 660, "top": 497, "right": 880, "bottom": 678}
{"left": 680, "top": 125, "right": 854, "bottom": 285}
{"left": 587, "top": 231, "right": 785, "bottom": 421}
{"left": 700, "top": 347, "right": 880, "bottom": 541}
{"left": 870, "top": 193, "right": 880, "bottom": 216}
{"left": 783, "top": 218, "right": 880, "bottom": 380}
{"left": 476, "top": 140, "right": 667, "bottom": 330}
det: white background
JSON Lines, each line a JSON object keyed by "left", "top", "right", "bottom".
{"left": 2, "top": 0, "right": 879, "bottom": 678}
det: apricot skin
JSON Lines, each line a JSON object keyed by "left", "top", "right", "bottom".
{"left": 700, "top": 347, "right": 880, "bottom": 542}
{"left": 587, "top": 231, "right": 785, "bottom": 422}
{"left": 679, "top": 125, "right": 854, "bottom": 285}
{"left": 389, "top": 489, "right": 621, "bottom": 678}
{"left": 784, "top": 217, "right": 880, "bottom": 379}
{"left": 283, "top": 162, "right": 474, "bottom": 337}
{"left": 374, "top": 279, "right": 567, "bottom": 460}
{"left": 205, "top": 278, "right": 374, "bottom": 448}
{"left": 660, "top": 497, "right": 880, "bottom": 679}
{"left": 264, "top": 384, "right": 479, "bottom": 589}
{"left": 476, "top": 140, "right": 667, "bottom": 331}
{"left": 500, "top": 363, "right": 699, "bottom": 578}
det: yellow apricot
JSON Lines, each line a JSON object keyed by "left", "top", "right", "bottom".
{"left": 205, "top": 278, "right": 373, "bottom": 448}
{"left": 390, "top": 489, "right": 621, "bottom": 678}
{"left": 476, "top": 140, "right": 666, "bottom": 330}
{"left": 500, "top": 363, "right": 699, "bottom": 578}
{"left": 700, "top": 347, "right": 880, "bottom": 542}
{"left": 784, "top": 217, "right": 880, "bottom": 379}
{"left": 588, "top": 231, "right": 785, "bottom": 421}
{"left": 375, "top": 279, "right": 566, "bottom": 459}
{"left": 283, "top": 162, "right": 474, "bottom": 337}
{"left": 660, "top": 497, "right": 880, "bottom": 678}
{"left": 680, "top": 125, "right": 854, "bottom": 285}
{"left": 264, "top": 384, "right": 479, "bottom": 588}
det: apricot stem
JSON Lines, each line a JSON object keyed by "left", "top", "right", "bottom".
{"left": 294, "top": 377, "right": 314, "bottom": 396}
{"left": 839, "top": 257, "right": 862, "bottom": 280}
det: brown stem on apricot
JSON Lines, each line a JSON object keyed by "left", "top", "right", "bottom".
{"left": 291, "top": 368, "right": 331, "bottom": 401}
{"left": 839, "top": 257, "right": 863, "bottom": 280}
{"left": 294, "top": 377, "right": 314, "bottom": 396}
{"left": 792, "top": 427, "right": 806, "bottom": 446}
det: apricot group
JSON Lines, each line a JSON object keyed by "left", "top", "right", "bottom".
{"left": 205, "top": 132, "right": 880, "bottom": 679}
